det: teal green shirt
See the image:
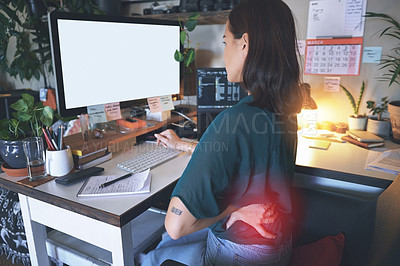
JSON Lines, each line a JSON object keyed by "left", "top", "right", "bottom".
{"left": 172, "top": 95, "right": 298, "bottom": 245}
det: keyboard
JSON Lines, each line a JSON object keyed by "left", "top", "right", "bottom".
{"left": 117, "top": 145, "right": 182, "bottom": 173}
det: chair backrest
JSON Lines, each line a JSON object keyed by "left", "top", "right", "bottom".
{"left": 367, "top": 174, "right": 400, "bottom": 266}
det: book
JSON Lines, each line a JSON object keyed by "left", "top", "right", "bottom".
{"left": 73, "top": 148, "right": 108, "bottom": 165}
{"left": 77, "top": 169, "right": 151, "bottom": 197}
{"left": 341, "top": 136, "right": 385, "bottom": 149}
{"left": 346, "top": 130, "right": 384, "bottom": 143}
{"left": 76, "top": 152, "right": 113, "bottom": 170}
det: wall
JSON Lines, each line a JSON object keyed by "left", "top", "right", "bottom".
{"left": 188, "top": 0, "right": 400, "bottom": 124}
{"left": 2, "top": 0, "right": 400, "bottom": 125}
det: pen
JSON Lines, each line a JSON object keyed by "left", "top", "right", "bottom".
{"left": 99, "top": 173, "right": 133, "bottom": 188}
{"left": 59, "top": 125, "right": 64, "bottom": 150}
{"left": 42, "top": 127, "right": 55, "bottom": 151}
{"left": 302, "top": 136, "right": 345, "bottom": 143}
{"left": 46, "top": 127, "right": 59, "bottom": 150}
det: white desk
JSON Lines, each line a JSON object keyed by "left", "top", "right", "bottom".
{"left": 0, "top": 142, "right": 191, "bottom": 266}
{"left": 295, "top": 136, "right": 400, "bottom": 198}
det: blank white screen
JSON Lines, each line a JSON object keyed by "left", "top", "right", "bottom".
{"left": 57, "top": 19, "right": 180, "bottom": 109}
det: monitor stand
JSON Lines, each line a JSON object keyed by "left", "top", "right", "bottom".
{"left": 146, "top": 110, "right": 171, "bottom": 122}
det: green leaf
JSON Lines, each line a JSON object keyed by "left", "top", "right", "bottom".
{"left": 188, "top": 12, "right": 200, "bottom": 20}
{"left": 0, "top": 2, "right": 22, "bottom": 25}
{"left": 18, "top": 113, "right": 32, "bottom": 122}
{"left": 185, "top": 20, "right": 197, "bottom": 32}
{"left": 389, "top": 62, "right": 400, "bottom": 86}
{"left": 43, "top": 106, "right": 54, "bottom": 119}
{"left": 22, "top": 93, "right": 35, "bottom": 108}
{"left": 184, "top": 49, "right": 195, "bottom": 67}
{"left": 40, "top": 115, "right": 53, "bottom": 127}
{"left": 174, "top": 50, "right": 184, "bottom": 62}
{"left": 180, "top": 31, "right": 186, "bottom": 46}
{"left": 355, "top": 81, "right": 365, "bottom": 114}
{"left": 340, "top": 85, "right": 356, "bottom": 115}
{"left": 10, "top": 98, "right": 28, "bottom": 112}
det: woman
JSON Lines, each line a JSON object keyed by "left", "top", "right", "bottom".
{"left": 143, "top": 0, "right": 303, "bottom": 265}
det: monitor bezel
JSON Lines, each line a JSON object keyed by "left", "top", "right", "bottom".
{"left": 48, "top": 11, "right": 180, "bottom": 117}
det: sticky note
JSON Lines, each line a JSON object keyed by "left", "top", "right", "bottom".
{"left": 147, "top": 95, "right": 174, "bottom": 113}
{"left": 87, "top": 105, "right": 107, "bottom": 124}
{"left": 160, "top": 95, "right": 174, "bottom": 111}
{"left": 362, "top": 47, "right": 382, "bottom": 63}
{"left": 105, "top": 102, "right": 122, "bottom": 121}
{"left": 309, "top": 140, "right": 331, "bottom": 150}
{"left": 296, "top": 40, "right": 306, "bottom": 55}
{"left": 324, "top": 77, "right": 341, "bottom": 92}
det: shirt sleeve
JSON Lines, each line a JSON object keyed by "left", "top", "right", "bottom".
{"left": 171, "top": 111, "right": 239, "bottom": 219}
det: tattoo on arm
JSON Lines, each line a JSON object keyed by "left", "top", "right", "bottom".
{"left": 171, "top": 206, "right": 183, "bottom": 215}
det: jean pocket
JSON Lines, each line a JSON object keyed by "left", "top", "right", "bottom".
{"left": 233, "top": 252, "right": 282, "bottom": 266}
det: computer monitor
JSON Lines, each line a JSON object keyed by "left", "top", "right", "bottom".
{"left": 196, "top": 68, "right": 247, "bottom": 139}
{"left": 48, "top": 12, "right": 180, "bottom": 117}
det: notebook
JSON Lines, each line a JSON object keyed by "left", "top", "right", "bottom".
{"left": 346, "top": 130, "right": 384, "bottom": 143}
{"left": 77, "top": 169, "right": 151, "bottom": 197}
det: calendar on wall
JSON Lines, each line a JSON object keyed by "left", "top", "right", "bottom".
{"left": 304, "top": 37, "right": 363, "bottom": 76}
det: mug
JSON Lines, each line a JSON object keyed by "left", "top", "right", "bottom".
{"left": 46, "top": 146, "right": 74, "bottom": 177}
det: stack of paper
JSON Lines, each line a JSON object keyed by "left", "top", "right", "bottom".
{"left": 77, "top": 169, "right": 151, "bottom": 197}
{"left": 366, "top": 149, "right": 400, "bottom": 175}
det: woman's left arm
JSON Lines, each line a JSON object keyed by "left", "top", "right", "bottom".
{"left": 165, "top": 196, "right": 237, "bottom": 240}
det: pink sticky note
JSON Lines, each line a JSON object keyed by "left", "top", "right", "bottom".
{"left": 147, "top": 97, "right": 163, "bottom": 113}
{"left": 105, "top": 102, "right": 122, "bottom": 121}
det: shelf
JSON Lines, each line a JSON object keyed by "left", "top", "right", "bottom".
{"left": 134, "top": 10, "right": 230, "bottom": 25}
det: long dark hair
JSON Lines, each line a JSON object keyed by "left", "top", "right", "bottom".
{"left": 229, "top": 0, "right": 303, "bottom": 116}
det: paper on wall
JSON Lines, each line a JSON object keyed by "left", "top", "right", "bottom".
{"left": 307, "top": 0, "right": 367, "bottom": 39}
{"left": 324, "top": 77, "right": 341, "bottom": 92}
{"left": 362, "top": 47, "right": 382, "bottom": 63}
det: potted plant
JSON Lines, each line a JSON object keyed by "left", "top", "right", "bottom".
{"left": 0, "top": 0, "right": 102, "bottom": 89}
{"left": 174, "top": 12, "right": 199, "bottom": 96}
{"left": 366, "top": 97, "right": 391, "bottom": 137}
{"left": 0, "top": 93, "right": 54, "bottom": 169}
{"left": 340, "top": 81, "right": 367, "bottom": 130}
{"left": 365, "top": 12, "right": 400, "bottom": 142}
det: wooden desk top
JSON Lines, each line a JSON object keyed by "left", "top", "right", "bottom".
{"left": 64, "top": 111, "right": 196, "bottom": 156}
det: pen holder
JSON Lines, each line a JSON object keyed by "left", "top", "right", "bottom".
{"left": 46, "top": 146, "right": 74, "bottom": 177}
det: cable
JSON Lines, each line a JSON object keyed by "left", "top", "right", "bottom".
{"left": 171, "top": 110, "right": 196, "bottom": 124}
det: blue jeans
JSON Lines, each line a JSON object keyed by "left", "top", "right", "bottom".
{"left": 142, "top": 228, "right": 292, "bottom": 266}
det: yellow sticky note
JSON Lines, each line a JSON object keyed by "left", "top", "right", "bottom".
{"left": 309, "top": 140, "right": 331, "bottom": 150}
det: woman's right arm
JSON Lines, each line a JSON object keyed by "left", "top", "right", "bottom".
{"left": 226, "top": 203, "right": 278, "bottom": 239}
{"left": 154, "top": 129, "right": 197, "bottom": 154}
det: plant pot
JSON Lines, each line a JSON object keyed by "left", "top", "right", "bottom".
{"left": 0, "top": 140, "right": 26, "bottom": 169}
{"left": 367, "top": 118, "right": 391, "bottom": 138}
{"left": 348, "top": 116, "right": 367, "bottom": 131}
{"left": 388, "top": 101, "right": 400, "bottom": 141}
